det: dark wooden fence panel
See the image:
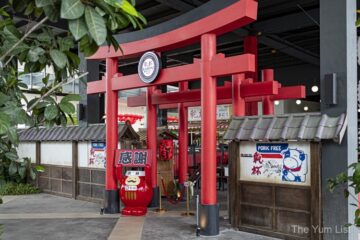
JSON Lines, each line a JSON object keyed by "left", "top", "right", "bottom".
{"left": 77, "top": 168, "right": 105, "bottom": 203}
{"left": 38, "top": 165, "right": 73, "bottom": 198}
{"left": 37, "top": 164, "right": 106, "bottom": 203}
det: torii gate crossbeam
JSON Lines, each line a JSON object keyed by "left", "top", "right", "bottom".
{"left": 126, "top": 79, "right": 305, "bottom": 108}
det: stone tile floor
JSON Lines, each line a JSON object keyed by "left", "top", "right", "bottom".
{"left": 0, "top": 193, "right": 279, "bottom": 240}
{"left": 0, "top": 194, "right": 117, "bottom": 240}
{"left": 142, "top": 212, "right": 277, "bottom": 240}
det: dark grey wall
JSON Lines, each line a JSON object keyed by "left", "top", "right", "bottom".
{"left": 320, "top": 1, "right": 358, "bottom": 240}
{"left": 79, "top": 52, "right": 104, "bottom": 127}
{"left": 283, "top": 100, "right": 320, "bottom": 114}
{"left": 274, "top": 64, "right": 320, "bottom": 97}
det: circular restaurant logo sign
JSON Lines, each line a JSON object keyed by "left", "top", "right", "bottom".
{"left": 138, "top": 51, "right": 161, "bottom": 84}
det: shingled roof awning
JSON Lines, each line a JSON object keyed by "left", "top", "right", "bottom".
{"left": 18, "top": 123, "right": 139, "bottom": 142}
{"left": 224, "top": 112, "right": 347, "bottom": 143}
{"left": 137, "top": 127, "right": 178, "bottom": 142}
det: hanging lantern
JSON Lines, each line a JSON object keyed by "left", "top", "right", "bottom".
{"left": 117, "top": 114, "right": 143, "bottom": 124}
{"left": 167, "top": 116, "right": 178, "bottom": 123}
{"left": 159, "top": 139, "right": 174, "bottom": 161}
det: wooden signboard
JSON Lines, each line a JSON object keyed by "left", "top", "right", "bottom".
{"left": 228, "top": 141, "right": 321, "bottom": 240}
{"left": 116, "top": 149, "right": 150, "bottom": 166}
{"left": 239, "top": 142, "right": 311, "bottom": 186}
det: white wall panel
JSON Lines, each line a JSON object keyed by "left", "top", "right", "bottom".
{"left": 41, "top": 142, "right": 72, "bottom": 166}
{"left": 78, "top": 142, "right": 89, "bottom": 167}
{"left": 17, "top": 143, "right": 36, "bottom": 163}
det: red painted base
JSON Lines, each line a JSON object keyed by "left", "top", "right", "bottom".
{"left": 121, "top": 207, "right": 147, "bottom": 216}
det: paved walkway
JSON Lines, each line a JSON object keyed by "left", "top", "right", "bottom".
{"left": 0, "top": 194, "right": 117, "bottom": 240}
{"left": 0, "top": 193, "right": 278, "bottom": 240}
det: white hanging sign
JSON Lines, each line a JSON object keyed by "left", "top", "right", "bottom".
{"left": 138, "top": 51, "right": 161, "bottom": 84}
{"left": 188, "top": 105, "right": 230, "bottom": 121}
{"left": 89, "top": 142, "right": 106, "bottom": 168}
{"left": 239, "top": 142, "right": 311, "bottom": 186}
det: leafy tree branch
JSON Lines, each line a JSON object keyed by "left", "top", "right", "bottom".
{"left": 0, "top": 0, "right": 146, "bottom": 185}
{"left": 0, "top": 16, "right": 48, "bottom": 63}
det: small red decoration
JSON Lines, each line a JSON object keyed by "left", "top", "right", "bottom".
{"left": 116, "top": 150, "right": 153, "bottom": 216}
{"left": 159, "top": 139, "right": 174, "bottom": 161}
{"left": 117, "top": 114, "right": 143, "bottom": 124}
{"left": 119, "top": 166, "right": 153, "bottom": 216}
{"left": 167, "top": 116, "right": 178, "bottom": 123}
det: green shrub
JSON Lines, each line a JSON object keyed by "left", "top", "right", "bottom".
{"left": 0, "top": 183, "right": 41, "bottom": 195}
{"left": 0, "top": 157, "right": 45, "bottom": 185}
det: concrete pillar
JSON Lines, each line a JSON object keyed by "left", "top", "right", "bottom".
{"left": 320, "top": 1, "right": 358, "bottom": 239}
{"left": 79, "top": 53, "right": 104, "bottom": 126}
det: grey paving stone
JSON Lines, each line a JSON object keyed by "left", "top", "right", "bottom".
{"left": 141, "top": 216, "right": 278, "bottom": 240}
{"left": 0, "top": 218, "right": 117, "bottom": 240}
{"left": 0, "top": 193, "right": 101, "bottom": 214}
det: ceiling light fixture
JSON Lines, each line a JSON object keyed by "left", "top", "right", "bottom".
{"left": 311, "top": 85, "right": 319, "bottom": 93}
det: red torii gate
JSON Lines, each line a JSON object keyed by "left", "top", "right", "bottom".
{"left": 126, "top": 69, "right": 305, "bottom": 111}
{"left": 86, "top": 0, "right": 304, "bottom": 236}
{"left": 127, "top": 67, "right": 305, "bottom": 188}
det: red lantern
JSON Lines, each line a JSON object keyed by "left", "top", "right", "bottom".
{"left": 117, "top": 114, "right": 143, "bottom": 124}
{"left": 167, "top": 116, "right": 178, "bottom": 123}
{"left": 159, "top": 139, "right": 174, "bottom": 161}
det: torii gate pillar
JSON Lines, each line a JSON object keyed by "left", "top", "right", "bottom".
{"left": 232, "top": 74, "right": 246, "bottom": 116}
{"left": 147, "top": 86, "right": 159, "bottom": 207}
{"left": 262, "top": 69, "right": 275, "bottom": 115}
{"left": 104, "top": 58, "right": 119, "bottom": 213}
{"left": 200, "top": 33, "right": 219, "bottom": 236}
{"left": 178, "top": 82, "right": 189, "bottom": 185}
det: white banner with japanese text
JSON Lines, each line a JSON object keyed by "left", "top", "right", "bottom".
{"left": 188, "top": 105, "right": 230, "bottom": 121}
{"left": 239, "top": 142, "right": 311, "bottom": 186}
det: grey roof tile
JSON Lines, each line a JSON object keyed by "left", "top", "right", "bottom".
{"left": 224, "top": 112, "right": 347, "bottom": 143}
{"left": 19, "top": 123, "right": 139, "bottom": 142}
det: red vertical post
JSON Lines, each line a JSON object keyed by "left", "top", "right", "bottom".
{"left": 232, "top": 74, "right": 245, "bottom": 116}
{"left": 244, "top": 36, "right": 258, "bottom": 116}
{"left": 178, "top": 82, "right": 188, "bottom": 184}
{"left": 147, "top": 86, "right": 157, "bottom": 188}
{"left": 147, "top": 86, "right": 158, "bottom": 207}
{"left": 262, "top": 69, "right": 275, "bottom": 115}
{"left": 200, "top": 33, "right": 219, "bottom": 236}
{"left": 104, "top": 57, "right": 119, "bottom": 213}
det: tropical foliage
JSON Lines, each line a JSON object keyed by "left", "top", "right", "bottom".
{"left": 0, "top": 182, "right": 41, "bottom": 195}
{"left": 328, "top": 162, "right": 360, "bottom": 227}
{"left": 0, "top": 0, "right": 145, "bottom": 186}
